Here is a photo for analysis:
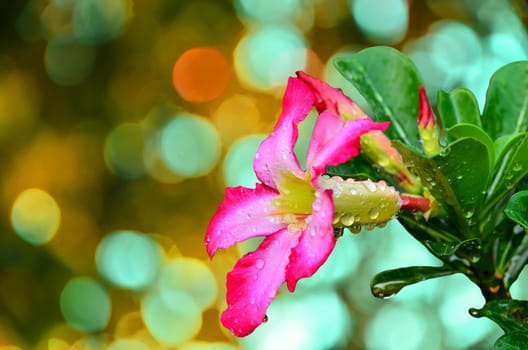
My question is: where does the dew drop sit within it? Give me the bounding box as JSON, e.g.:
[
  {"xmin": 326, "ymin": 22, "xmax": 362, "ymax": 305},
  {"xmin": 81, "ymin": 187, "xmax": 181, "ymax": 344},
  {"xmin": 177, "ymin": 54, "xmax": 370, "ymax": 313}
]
[
  {"xmin": 464, "ymin": 208, "xmax": 475, "ymax": 219},
  {"xmin": 255, "ymin": 258, "xmax": 265, "ymax": 270},
  {"xmin": 512, "ymin": 162, "xmax": 523, "ymax": 172},
  {"xmin": 456, "ymin": 174, "xmax": 463, "ymax": 180},
  {"xmin": 340, "ymin": 212, "xmax": 355, "ymax": 226},
  {"xmin": 332, "ymin": 213, "xmax": 342, "ymax": 225},
  {"xmin": 349, "ymin": 224, "xmax": 362, "ymax": 234},
  {"xmin": 365, "ymin": 180, "xmax": 377, "ymax": 192},
  {"xmin": 439, "ymin": 147, "xmax": 451, "ymax": 157},
  {"xmin": 368, "ymin": 208, "xmax": 379, "ymax": 220}
]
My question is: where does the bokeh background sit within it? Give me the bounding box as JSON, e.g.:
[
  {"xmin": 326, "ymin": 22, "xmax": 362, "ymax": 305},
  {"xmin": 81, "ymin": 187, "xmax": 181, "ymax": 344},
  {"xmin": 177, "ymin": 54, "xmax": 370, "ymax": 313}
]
[{"xmin": 2, "ymin": 0, "xmax": 528, "ymax": 349}]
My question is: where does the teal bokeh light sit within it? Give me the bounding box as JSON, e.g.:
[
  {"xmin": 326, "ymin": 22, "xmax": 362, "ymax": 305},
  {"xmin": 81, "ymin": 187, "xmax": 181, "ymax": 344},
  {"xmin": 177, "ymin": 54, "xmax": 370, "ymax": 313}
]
[
  {"xmin": 234, "ymin": 25, "xmax": 306, "ymax": 91},
  {"xmin": 72, "ymin": 0, "xmax": 127, "ymax": 45},
  {"xmin": 104, "ymin": 122, "xmax": 145, "ymax": 180},
  {"xmin": 159, "ymin": 114, "xmax": 221, "ymax": 178},
  {"xmin": 223, "ymin": 134, "xmax": 266, "ymax": 187},
  {"xmin": 241, "ymin": 289, "xmax": 352, "ymax": 349},
  {"xmin": 365, "ymin": 303, "xmax": 435, "ymax": 350},
  {"xmin": 430, "ymin": 21, "xmax": 482, "ymax": 77},
  {"xmin": 235, "ymin": 0, "xmax": 301, "ymax": 23},
  {"xmin": 96, "ymin": 230, "xmax": 162, "ymax": 290},
  {"xmin": 60, "ymin": 277, "xmax": 111, "ymax": 333},
  {"xmin": 351, "ymin": 0, "xmax": 408, "ymax": 44}
]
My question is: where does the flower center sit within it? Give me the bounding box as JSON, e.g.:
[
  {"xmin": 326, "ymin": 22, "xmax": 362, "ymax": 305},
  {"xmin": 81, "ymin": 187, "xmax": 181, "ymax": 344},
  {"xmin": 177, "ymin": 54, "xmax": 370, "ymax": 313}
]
[{"xmin": 271, "ymin": 174, "xmax": 315, "ymax": 228}]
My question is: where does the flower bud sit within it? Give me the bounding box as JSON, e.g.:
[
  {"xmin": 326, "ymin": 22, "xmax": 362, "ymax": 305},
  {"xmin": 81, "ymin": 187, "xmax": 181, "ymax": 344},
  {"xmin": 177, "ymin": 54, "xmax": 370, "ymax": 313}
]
[{"xmin": 418, "ymin": 86, "xmax": 441, "ymax": 156}]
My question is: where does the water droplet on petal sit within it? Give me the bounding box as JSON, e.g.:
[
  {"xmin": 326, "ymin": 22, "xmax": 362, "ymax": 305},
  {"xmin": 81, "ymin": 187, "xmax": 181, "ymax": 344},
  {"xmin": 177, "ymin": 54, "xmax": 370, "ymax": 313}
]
[
  {"xmin": 368, "ymin": 208, "xmax": 379, "ymax": 220},
  {"xmin": 256, "ymin": 258, "xmax": 265, "ymax": 270}
]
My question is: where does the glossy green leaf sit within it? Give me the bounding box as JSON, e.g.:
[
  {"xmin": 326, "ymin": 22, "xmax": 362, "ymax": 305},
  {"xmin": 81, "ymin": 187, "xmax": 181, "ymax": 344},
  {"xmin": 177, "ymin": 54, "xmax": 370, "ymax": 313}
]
[
  {"xmin": 470, "ymin": 299, "xmax": 528, "ymax": 333},
  {"xmin": 438, "ymin": 88, "xmax": 481, "ymax": 129},
  {"xmin": 447, "ymin": 123, "xmax": 495, "ymax": 167},
  {"xmin": 505, "ymin": 191, "xmax": 528, "ymax": 229},
  {"xmin": 482, "ymin": 61, "xmax": 528, "ymax": 140},
  {"xmin": 504, "ymin": 233, "xmax": 528, "ymax": 288},
  {"xmin": 494, "ymin": 331, "xmax": 528, "ymax": 350},
  {"xmin": 424, "ymin": 238, "xmax": 482, "ymax": 263},
  {"xmin": 326, "ymin": 154, "xmax": 383, "ymax": 181},
  {"xmin": 395, "ymin": 137, "xmax": 490, "ymax": 236},
  {"xmin": 371, "ymin": 266, "xmax": 454, "ymax": 299},
  {"xmin": 484, "ymin": 133, "xmax": 528, "ymax": 219},
  {"xmin": 334, "ymin": 46, "xmax": 423, "ymax": 148}
]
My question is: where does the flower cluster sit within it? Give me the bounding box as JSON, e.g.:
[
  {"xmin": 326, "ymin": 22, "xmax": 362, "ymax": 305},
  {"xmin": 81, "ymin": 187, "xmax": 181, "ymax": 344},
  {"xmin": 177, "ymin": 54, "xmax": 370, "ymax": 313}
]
[{"xmin": 205, "ymin": 73, "xmax": 428, "ymax": 336}]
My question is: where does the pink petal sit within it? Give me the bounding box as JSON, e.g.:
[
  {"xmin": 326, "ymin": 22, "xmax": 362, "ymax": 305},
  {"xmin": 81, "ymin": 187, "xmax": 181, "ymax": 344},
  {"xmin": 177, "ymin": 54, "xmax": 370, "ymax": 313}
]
[
  {"xmin": 308, "ymin": 115, "xmax": 390, "ymax": 177},
  {"xmin": 285, "ymin": 189, "xmax": 335, "ymax": 292},
  {"xmin": 205, "ymin": 184, "xmax": 285, "ymax": 257},
  {"xmin": 296, "ymin": 71, "xmax": 369, "ymax": 119},
  {"xmin": 254, "ymin": 77, "xmax": 315, "ymax": 188},
  {"xmin": 221, "ymin": 228, "xmax": 300, "ymax": 336},
  {"xmin": 306, "ymin": 109, "xmax": 344, "ymax": 168}
]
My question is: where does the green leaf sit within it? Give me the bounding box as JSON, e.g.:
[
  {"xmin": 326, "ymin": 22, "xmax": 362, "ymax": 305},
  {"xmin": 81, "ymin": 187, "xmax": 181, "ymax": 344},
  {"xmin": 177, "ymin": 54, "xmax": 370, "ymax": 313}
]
[
  {"xmin": 371, "ymin": 266, "xmax": 454, "ymax": 299},
  {"xmin": 470, "ymin": 299, "xmax": 528, "ymax": 333},
  {"xmin": 326, "ymin": 154, "xmax": 383, "ymax": 181},
  {"xmin": 334, "ymin": 46, "xmax": 423, "ymax": 148},
  {"xmin": 447, "ymin": 123, "xmax": 495, "ymax": 167},
  {"xmin": 395, "ymin": 137, "xmax": 491, "ymax": 236},
  {"xmin": 505, "ymin": 191, "xmax": 528, "ymax": 229},
  {"xmin": 424, "ymin": 238, "xmax": 482, "ymax": 263},
  {"xmin": 482, "ymin": 61, "xmax": 528, "ymax": 140},
  {"xmin": 484, "ymin": 133, "xmax": 528, "ymax": 218},
  {"xmin": 437, "ymin": 88, "xmax": 481, "ymax": 129},
  {"xmin": 504, "ymin": 233, "xmax": 528, "ymax": 288},
  {"xmin": 494, "ymin": 331, "xmax": 528, "ymax": 350}
]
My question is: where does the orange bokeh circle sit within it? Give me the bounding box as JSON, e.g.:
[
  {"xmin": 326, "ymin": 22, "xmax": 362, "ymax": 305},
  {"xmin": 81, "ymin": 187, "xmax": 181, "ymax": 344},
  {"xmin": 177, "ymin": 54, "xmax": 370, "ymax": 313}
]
[{"xmin": 172, "ymin": 47, "xmax": 232, "ymax": 103}]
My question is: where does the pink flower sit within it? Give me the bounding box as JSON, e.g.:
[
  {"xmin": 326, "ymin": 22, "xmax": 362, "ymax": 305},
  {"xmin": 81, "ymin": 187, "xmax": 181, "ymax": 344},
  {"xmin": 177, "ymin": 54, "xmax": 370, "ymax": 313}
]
[
  {"xmin": 205, "ymin": 76, "xmax": 389, "ymax": 336},
  {"xmin": 297, "ymin": 71, "xmax": 423, "ymax": 194}
]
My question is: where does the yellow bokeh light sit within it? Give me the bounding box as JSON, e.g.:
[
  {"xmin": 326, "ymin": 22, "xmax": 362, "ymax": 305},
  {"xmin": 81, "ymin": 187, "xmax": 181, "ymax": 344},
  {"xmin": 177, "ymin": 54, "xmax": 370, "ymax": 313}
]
[{"xmin": 10, "ymin": 188, "xmax": 61, "ymax": 245}]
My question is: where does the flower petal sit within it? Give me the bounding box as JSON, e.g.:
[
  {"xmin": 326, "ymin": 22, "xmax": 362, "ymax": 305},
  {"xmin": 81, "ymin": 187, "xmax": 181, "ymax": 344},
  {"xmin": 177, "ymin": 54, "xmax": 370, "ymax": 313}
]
[
  {"xmin": 285, "ymin": 189, "xmax": 335, "ymax": 292},
  {"xmin": 254, "ymin": 77, "xmax": 315, "ymax": 188},
  {"xmin": 205, "ymin": 184, "xmax": 284, "ymax": 257},
  {"xmin": 296, "ymin": 71, "xmax": 369, "ymax": 119},
  {"xmin": 308, "ymin": 114, "xmax": 390, "ymax": 177},
  {"xmin": 221, "ymin": 228, "xmax": 300, "ymax": 336}
]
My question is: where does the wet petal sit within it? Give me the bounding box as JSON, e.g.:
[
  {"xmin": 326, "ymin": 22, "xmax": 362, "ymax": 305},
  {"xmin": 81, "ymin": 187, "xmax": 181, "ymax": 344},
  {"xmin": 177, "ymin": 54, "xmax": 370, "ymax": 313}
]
[
  {"xmin": 308, "ymin": 115, "xmax": 390, "ymax": 177},
  {"xmin": 296, "ymin": 71, "xmax": 369, "ymax": 119},
  {"xmin": 254, "ymin": 77, "xmax": 314, "ymax": 188},
  {"xmin": 206, "ymin": 184, "xmax": 284, "ymax": 257},
  {"xmin": 285, "ymin": 189, "xmax": 335, "ymax": 292},
  {"xmin": 221, "ymin": 228, "xmax": 300, "ymax": 336}
]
